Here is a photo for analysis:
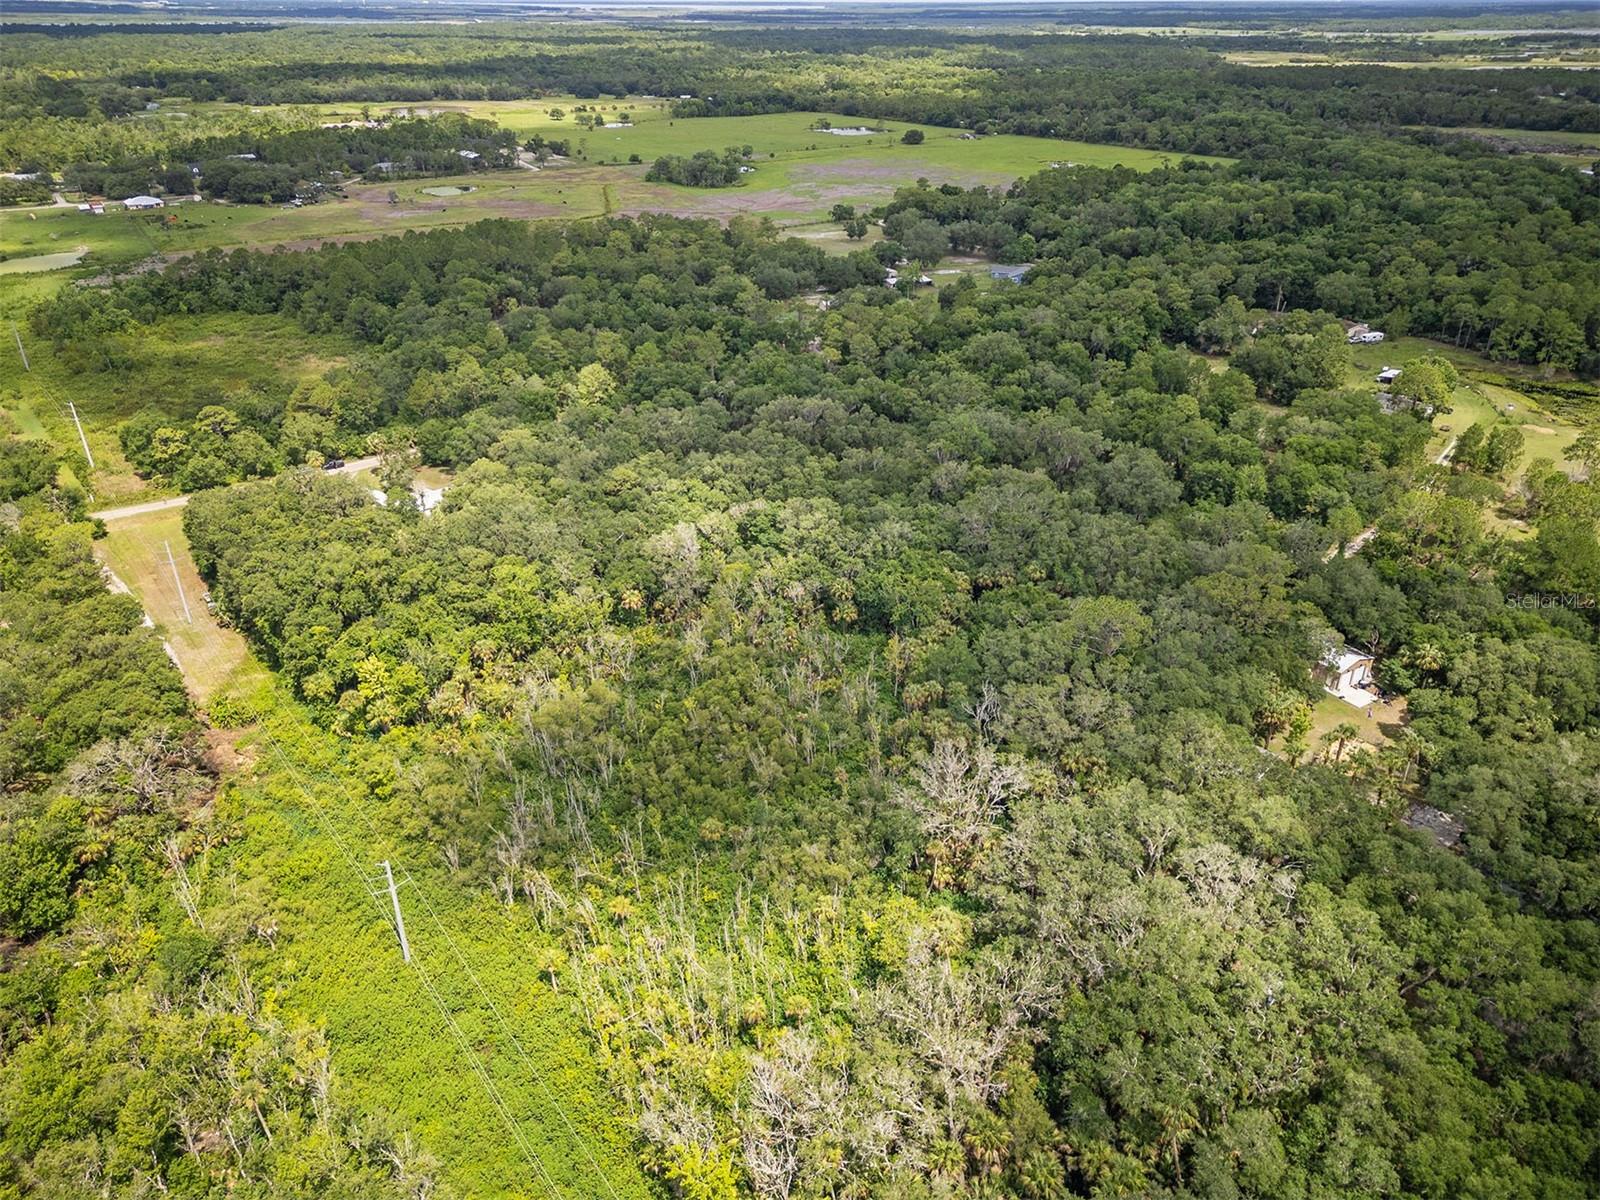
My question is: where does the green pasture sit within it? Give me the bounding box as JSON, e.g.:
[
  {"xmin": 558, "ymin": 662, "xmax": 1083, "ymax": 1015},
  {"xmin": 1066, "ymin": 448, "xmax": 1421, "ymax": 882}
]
[
  {"xmin": 0, "ymin": 103, "xmax": 1229, "ymax": 304},
  {"xmin": 1404, "ymin": 125, "xmax": 1600, "ymax": 168},
  {"xmin": 1222, "ymin": 49, "xmax": 1600, "ymax": 67},
  {"xmin": 1442, "ymin": 127, "xmax": 1600, "ymax": 147},
  {"xmin": 1345, "ymin": 333, "xmax": 1588, "ymax": 478},
  {"xmin": 0, "ymin": 311, "xmax": 352, "ymax": 504},
  {"xmin": 289, "ymin": 98, "xmax": 1231, "ymax": 174}
]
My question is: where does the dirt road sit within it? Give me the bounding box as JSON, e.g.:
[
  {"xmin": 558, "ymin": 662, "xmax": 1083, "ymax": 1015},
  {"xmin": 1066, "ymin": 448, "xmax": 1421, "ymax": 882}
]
[{"xmin": 91, "ymin": 455, "xmax": 380, "ymax": 522}]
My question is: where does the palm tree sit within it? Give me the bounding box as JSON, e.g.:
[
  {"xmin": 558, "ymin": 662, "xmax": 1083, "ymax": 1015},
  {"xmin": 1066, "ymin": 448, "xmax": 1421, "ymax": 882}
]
[
  {"xmin": 964, "ymin": 1110, "xmax": 1012, "ymax": 1176},
  {"xmin": 1327, "ymin": 721, "xmax": 1362, "ymax": 764},
  {"xmin": 1393, "ymin": 727, "xmax": 1432, "ymax": 785}
]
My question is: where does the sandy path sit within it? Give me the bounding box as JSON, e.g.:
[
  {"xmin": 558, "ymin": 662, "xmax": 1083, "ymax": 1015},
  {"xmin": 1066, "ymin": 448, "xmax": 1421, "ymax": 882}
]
[{"xmin": 92, "ymin": 455, "xmax": 380, "ymax": 522}]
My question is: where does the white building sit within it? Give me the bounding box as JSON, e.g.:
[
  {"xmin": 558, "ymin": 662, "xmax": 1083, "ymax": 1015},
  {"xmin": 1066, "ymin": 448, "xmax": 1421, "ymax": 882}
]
[
  {"xmin": 1320, "ymin": 645, "xmax": 1379, "ymax": 708},
  {"xmin": 123, "ymin": 195, "xmax": 164, "ymax": 209}
]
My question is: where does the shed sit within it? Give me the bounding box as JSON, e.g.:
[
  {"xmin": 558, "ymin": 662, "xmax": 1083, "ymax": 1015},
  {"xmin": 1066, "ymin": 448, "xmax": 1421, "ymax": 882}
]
[
  {"xmin": 123, "ymin": 195, "xmax": 164, "ymax": 209},
  {"xmin": 1319, "ymin": 645, "xmax": 1379, "ymax": 707}
]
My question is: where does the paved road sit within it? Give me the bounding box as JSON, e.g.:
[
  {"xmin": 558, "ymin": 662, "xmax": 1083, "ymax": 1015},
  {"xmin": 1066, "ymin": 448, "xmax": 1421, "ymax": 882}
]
[{"xmin": 91, "ymin": 455, "xmax": 381, "ymax": 522}]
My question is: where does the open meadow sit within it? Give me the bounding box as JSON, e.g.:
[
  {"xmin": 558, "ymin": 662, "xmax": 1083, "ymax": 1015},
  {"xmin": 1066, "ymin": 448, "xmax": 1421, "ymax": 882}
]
[
  {"xmin": 1345, "ymin": 333, "xmax": 1590, "ymax": 480},
  {"xmin": 1, "ymin": 101, "xmax": 1228, "ymax": 311},
  {"xmin": 0, "ymin": 312, "xmax": 353, "ymax": 506},
  {"xmin": 84, "ymin": 503, "xmax": 650, "ymax": 1199}
]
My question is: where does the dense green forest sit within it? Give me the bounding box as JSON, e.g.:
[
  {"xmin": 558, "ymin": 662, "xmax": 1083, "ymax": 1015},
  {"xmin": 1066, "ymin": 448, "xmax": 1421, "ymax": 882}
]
[{"xmin": 3, "ymin": 8, "xmax": 1600, "ymax": 1200}]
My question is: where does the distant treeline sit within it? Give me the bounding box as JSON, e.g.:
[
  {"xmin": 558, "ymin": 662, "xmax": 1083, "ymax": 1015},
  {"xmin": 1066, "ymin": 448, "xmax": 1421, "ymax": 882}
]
[
  {"xmin": 4, "ymin": 24, "xmax": 1598, "ymax": 165},
  {"xmin": 0, "ymin": 21, "xmax": 283, "ymax": 36}
]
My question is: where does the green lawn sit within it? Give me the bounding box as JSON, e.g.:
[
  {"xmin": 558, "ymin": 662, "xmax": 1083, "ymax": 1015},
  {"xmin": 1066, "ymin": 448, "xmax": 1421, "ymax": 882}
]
[{"xmin": 1345, "ymin": 333, "xmax": 1588, "ymax": 480}]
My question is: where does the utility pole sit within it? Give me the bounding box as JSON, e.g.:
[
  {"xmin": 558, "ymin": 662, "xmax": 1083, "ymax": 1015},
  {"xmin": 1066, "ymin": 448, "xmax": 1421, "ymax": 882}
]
[
  {"xmin": 164, "ymin": 540, "xmax": 192, "ymax": 624},
  {"xmin": 380, "ymin": 861, "xmax": 411, "ymax": 962},
  {"xmin": 11, "ymin": 323, "xmax": 28, "ymax": 371},
  {"xmin": 68, "ymin": 401, "xmax": 94, "ymax": 470}
]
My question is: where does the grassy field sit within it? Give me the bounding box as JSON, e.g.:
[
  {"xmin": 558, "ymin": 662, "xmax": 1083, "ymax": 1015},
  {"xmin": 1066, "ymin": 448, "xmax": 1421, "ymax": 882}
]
[
  {"xmin": 1221, "ymin": 49, "xmax": 1600, "ymax": 68},
  {"xmin": 1403, "ymin": 125, "xmax": 1600, "ymax": 168},
  {"xmin": 96, "ymin": 506, "xmax": 261, "ymax": 702},
  {"xmin": 1, "ymin": 102, "xmax": 1229, "ymax": 309},
  {"xmin": 1303, "ymin": 691, "xmax": 1405, "ymax": 758},
  {"xmin": 0, "ymin": 311, "xmax": 353, "ymax": 505},
  {"xmin": 1345, "ymin": 333, "xmax": 1589, "ymax": 481}
]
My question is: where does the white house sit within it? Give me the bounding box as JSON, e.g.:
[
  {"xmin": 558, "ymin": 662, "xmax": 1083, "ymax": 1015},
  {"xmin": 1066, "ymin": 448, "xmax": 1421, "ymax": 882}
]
[
  {"xmin": 122, "ymin": 195, "xmax": 164, "ymax": 209},
  {"xmin": 1320, "ymin": 645, "xmax": 1379, "ymax": 708}
]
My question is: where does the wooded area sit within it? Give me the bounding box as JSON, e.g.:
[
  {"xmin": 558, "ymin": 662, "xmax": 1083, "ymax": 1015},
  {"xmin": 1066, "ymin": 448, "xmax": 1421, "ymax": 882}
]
[{"xmin": 2, "ymin": 7, "xmax": 1599, "ymax": 1200}]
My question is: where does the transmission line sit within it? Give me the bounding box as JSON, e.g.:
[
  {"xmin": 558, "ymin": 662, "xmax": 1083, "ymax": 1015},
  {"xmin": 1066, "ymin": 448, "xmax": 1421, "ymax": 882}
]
[{"xmin": 253, "ymin": 724, "xmax": 570, "ymax": 1200}]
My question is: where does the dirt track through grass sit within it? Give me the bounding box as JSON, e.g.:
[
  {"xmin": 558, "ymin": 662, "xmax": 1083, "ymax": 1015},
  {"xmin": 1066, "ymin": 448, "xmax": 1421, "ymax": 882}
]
[{"xmin": 95, "ymin": 507, "xmax": 260, "ymax": 704}]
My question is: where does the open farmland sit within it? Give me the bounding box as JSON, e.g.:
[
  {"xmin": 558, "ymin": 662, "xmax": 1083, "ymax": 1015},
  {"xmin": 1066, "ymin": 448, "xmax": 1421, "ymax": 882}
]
[{"xmin": 1, "ymin": 103, "xmax": 1228, "ymax": 308}]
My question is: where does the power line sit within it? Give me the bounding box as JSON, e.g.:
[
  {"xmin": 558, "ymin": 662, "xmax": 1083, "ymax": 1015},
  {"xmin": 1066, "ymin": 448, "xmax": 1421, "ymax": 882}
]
[
  {"xmin": 396, "ymin": 861, "xmax": 626, "ymax": 1200},
  {"xmin": 380, "ymin": 860, "xmax": 412, "ymax": 962},
  {"xmin": 251, "ymin": 723, "xmax": 569, "ymax": 1200},
  {"xmin": 264, "ymin": 730, "xmax": 622, "ymax": 1200},
  {"xmin": 68, "ymin": 401, "xmax": 95, "ymax": 469},
  {"xmin": 164, "ymin": 540, "xmax": 193, "ymax": 623}
]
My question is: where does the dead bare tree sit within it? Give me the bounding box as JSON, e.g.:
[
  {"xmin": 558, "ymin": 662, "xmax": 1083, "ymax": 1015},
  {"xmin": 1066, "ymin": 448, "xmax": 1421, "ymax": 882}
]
[{"xmin": 893, "ymin": 738, "xmax": 1026, "ymax": 888}]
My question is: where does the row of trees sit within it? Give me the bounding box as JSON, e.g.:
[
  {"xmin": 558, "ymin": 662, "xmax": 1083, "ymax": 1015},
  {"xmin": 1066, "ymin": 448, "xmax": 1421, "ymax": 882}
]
[{"xmin": 58, "ymin": 114, "xmax": 516, "ymax": 203}]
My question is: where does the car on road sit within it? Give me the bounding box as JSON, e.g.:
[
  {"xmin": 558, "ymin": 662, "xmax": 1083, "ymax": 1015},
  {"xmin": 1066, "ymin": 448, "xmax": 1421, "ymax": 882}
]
[{"xmin": 322, "ymin": 458, "xmax": 346, "ymax": 470}]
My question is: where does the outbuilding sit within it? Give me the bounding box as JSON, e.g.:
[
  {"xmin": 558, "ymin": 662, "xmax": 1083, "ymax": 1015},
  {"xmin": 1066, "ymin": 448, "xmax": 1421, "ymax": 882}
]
[
  {"xmin": 1319, "ymin": 645, "xmax": 1379, "ymax": 708},
  {"xmin": 123, "ymin": 195, "xmax": 164, "ymax": 209}
]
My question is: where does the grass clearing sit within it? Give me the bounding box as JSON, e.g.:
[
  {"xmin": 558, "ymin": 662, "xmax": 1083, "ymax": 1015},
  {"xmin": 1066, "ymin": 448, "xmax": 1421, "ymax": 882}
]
[
  {"xmin": 0, "ymin": 104, "xmax": 1228, "ymax": 299},
  {"xmin": 89, "ymin": 510, "xmax": 650, "ymax": 1198},
  {"xmin": 227, "ymin": 712, "xmax": 654, "ymax": 1200},
  {"xmin": 1344, "ymin": 333, "xmax": 1589, "ymax": 479},
  {"xmin": 95, "ymin": 507, "xmax": 261, "ymax": 703},
  {"xmin": 1304, "ymin": 691, "xmax": 1406, "ymax": 759},
  {"xmin": 1, "ymin": 311, "xmax": 353, "ymax": 505},
  {"xmin": 1404, "ymin": 125, "xmax": 1600, "ymax": 168},
  {"xmin": 1222, "ymin": 49, "xmax": 1600, "ymax": 68}
]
